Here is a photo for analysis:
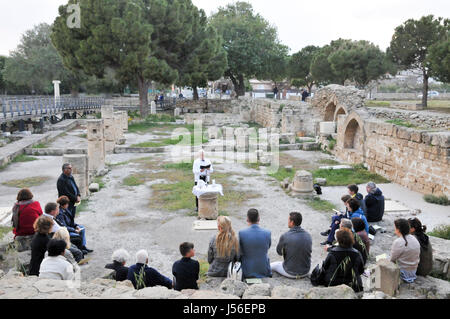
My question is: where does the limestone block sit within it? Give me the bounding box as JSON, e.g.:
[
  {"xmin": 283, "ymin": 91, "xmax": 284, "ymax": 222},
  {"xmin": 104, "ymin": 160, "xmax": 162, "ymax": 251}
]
[
  {"xmin": 174, "ymin": 108, "xmax": 181, "ymax": 117},
  {"xmin": 121, "ymin": 111, "xmax": 128, "ymax": 132},
  {"xmin": 207, "ymin": 126, "xmax": 221, "ymax": 139},
  {"xmin": 198, "ymin": 193, "xmax": 219, "ymax": 220},
  {"xmin": 87, "ymin": 120, "xmax": 105, "ymax": 173},
  {"xmin": 304, "ymin": 285, "xmax": 357, "ymax": 299},
  {"xmin": 271, "ymin": 286, "xmax": 304, "ymax": 299},
  {"xmin": 220, "ymin": 279, "xmax": 248, "ymax": 298},
  {"xmin": 242, "ymin": 284, "xmax": 271, "ymax": 298},
  {"xmin": 150, "ymin": 101, "xmax": 157, "ymax": 115},
  {"xmin": 320, "ymin": 121, "xmax": 336, "ymax": 135},
  {"xmin": 89, "ymin": 183, "xmax": 100, "ymax": 193},
  {"xmin": 63, "ymin": 154, "xmax": 88, "ymax": 198},
  {"xmin": 291, "ymin": 170, "xmax": 314, "ymax": 195},
  {"xmin": 374, "ymin": 259, "xmax": 400, "ymax": 297}
]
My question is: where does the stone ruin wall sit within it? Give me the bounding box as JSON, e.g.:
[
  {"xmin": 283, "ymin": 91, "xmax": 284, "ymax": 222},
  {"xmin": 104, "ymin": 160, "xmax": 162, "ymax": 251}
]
[{"xmin": 311, "ymin": 85, "xmax": 450, "ymax": 197}]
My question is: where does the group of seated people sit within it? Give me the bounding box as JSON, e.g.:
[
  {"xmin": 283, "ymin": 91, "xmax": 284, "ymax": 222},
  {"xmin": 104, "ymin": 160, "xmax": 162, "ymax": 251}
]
[
  {"xmin": 11, "ymin": 188, "xmax": 93, "ymax": 278},
  {"xmin": 102, "ymin": 193, "xmax": 433, "ymax": 293}
]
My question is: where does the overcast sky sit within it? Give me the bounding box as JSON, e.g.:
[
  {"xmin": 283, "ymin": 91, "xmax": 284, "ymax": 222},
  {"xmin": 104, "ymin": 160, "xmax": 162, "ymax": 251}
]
[{"xmin": 0, "ymin": 0, "xmax": 449, "ymax": 56}]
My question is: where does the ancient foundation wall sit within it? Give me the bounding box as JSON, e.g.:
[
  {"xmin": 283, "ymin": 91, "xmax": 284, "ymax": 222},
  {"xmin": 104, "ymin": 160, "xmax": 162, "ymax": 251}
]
[{"xmin": 335, "ymin": 111, "xmax": 450, "ymax": 196}]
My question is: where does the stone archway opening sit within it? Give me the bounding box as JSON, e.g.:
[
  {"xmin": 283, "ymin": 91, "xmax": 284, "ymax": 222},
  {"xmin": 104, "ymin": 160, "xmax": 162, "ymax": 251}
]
[
  {"xmin": 335, "ymin": 107, "xmax": 346, "ymax": 121},
  {"xmin": 324, "ymin": 102, "xmax": 336, "ymax": 121},
  {"xmin": 344, "ymin": 119, "xmax": 362, "ymax": 149}
]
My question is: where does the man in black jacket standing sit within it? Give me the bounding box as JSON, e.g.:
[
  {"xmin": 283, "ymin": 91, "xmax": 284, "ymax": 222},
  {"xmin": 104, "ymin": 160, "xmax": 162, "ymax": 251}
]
[{"xmin": 57, "ymin": 163, "xmax": 81, "ymax": 218}]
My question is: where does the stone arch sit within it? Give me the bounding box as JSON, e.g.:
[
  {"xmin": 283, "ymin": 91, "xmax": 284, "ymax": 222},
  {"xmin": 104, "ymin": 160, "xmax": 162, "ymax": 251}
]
[
  {"xmin": 334, "ymin": 106, "xmax": 347, "ymax": 121},
  {"xmin": 324, "ymin": 102, "xmax": 336, "ymax": 121},
  {"xmin": 344, "ymin": 119, "xmax": 361, "ymax": 149},
  {"xmin": 340, "ymin": 111, "xmax": 365, "ymax": 153}
]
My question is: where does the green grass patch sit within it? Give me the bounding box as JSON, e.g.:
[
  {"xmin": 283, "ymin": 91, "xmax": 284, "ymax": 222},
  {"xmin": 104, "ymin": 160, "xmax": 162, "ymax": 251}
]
[
  {"xmin": 428, "ymin": 225, "xmax": 450, "ymax": 240},
  {"xmin": 198, "ymin": 259, "xmax": 210, "ymax": 283},
  {"xmin": 386, "ymin": 119, "xmax": 416, "ymax": 128},
  {"xmin": 423, "ymin": 194, "xmax": 450, "ymax": 206},
  {"xmin": 0, "ymin": 226, "xmax": 12, "ymax": 241},
  {"xmin": 312, "ymin": 164, "xmax": 390, "ymax": 186},
  {"xmin": 306, "ymin": 198, "xmax": 337, "ymax": 212},
  {"xmin": 318, "ymin": 159, "xmax": 340, "ymax": 165},
  {"xmin": 32, "ymin": 143, "xmax": 49, "ymax": 149},
  {"xmin": 2, "ymin": 176, "xmax": 50, "ymax": 188},
  {"xmin": 123, "ymin": 174, "xmax": 147, "ymax": 187},
  {"xmin": 75, "ymin": 199, "xmax": 90, "ymax": 215},
  {"xmin": 12, "ymin": 154, "xmax": 38, "ymax": 163},
  {"xmin": 366, "ymin": 101, "xmax": 391, "ymax": 107},
  {"xmin": 268, "ymin": 167, "xmax": 295, "ymax": 182},
  {"xmin": 93, "ymin": 176, "xmax": 106, "ymax": 190},
  {"xmin": 163, "ymin": 162, "xmax": 193, "ymax": 171},
  {"xmin": 151, "ymin": 179, "xmax": 194, "ymax": 211}
]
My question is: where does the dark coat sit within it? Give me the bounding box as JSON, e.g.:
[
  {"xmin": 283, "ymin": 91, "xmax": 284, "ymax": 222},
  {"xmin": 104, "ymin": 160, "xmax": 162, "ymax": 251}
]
[
  {"xmin": 106, "ymin": 261, "xmax": 129, "ymax": 282},
  {"xmin": 322, "ymin": 247, "xmax": 364, "ymax": 292},
  {"xmin": 172, "ymin": 257, "xmax": 200, "ymax": 291},
  {"xmin": 365, "ymin": 188, "xmax": 385, "ymax": 222},
  {"xmin": 57, "ymin": 173, "xmax": 80, "ymax": 204},
  {"xmin": 29, "ymin": 233, "xmax": 50, "ymax": 276},
  {"xmin": 355, "ymin": 193, "xmax": 367, "ymax": 215},
  {"xmin": 415, "ymin": 234, "xmax": 433, "ymax": 277},
  {"xmin": 276, "ymin": 226, "xmax": 312, "ymax": 276},
  {"xmin": 56, "ymin": 208, "xmax": 78, "ymax": 233},
  {"xmin": 127, "ymin": 263, "xmax": 172, "ymax": 290}
]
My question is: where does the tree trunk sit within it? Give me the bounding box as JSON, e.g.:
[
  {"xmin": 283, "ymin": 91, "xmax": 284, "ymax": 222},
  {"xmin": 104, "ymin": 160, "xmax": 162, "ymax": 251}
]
[
  {"xmin": 193, "ymin": 86, "xmax": 199, "ymax": 100},
  {"xmin": 236, "ymin": 74, "xmax": 246, "ymax": 97},
  {"xmin": 137, "ymin": 76, "xmax": 149, "ymax": 117},
  {"xmin": 422, "ymin": 69, "xmax": 429, "ymax": 108}
]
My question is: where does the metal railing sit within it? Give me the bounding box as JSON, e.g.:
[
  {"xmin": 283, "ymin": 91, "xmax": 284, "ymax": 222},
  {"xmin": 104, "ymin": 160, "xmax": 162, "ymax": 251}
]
[{"xmin": 1, "ymin": 97, "xmax": 104, "ymax": 121}]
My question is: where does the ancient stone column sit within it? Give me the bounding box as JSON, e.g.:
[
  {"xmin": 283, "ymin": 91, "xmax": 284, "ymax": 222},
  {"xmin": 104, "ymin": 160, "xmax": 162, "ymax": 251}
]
[
  {"xmin": 291, "ymin": 170, "xmax": 314, "ymax": 195},
  {"xmin": 87, "ymin": 119, "xmax": 105, "ymax": 175},
  {"xmin": 114, "ymin": 112, "xmax": 125, "ymax": 144},
  {"xmin": 174, "ymin": 107, "xmax": 181, "ymax": 117},
  {"xmin": 198, "ymin": 193, "xmax": 219, "ymax": 220},
  {"xmin": 101, "ymin": 105, "xmax": 115, "ymax": 154},
  {"xmin": 63, "ymin": 154, "xmax": 88, "ymax": 198},
  {"xmin": 150, "ymin": 101, "xmax": 157, "ymax": 115},
  {"xmin": 120, "ymin": 111, "xmax": 128, "ymax": 132}
]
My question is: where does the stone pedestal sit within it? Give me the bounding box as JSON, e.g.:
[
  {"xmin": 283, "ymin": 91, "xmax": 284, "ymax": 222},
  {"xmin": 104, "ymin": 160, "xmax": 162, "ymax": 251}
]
[
  {"xmin": 290, "ymin": 170, "xmax": 314, "ymax": 195},
  {"xmin": 101, "ymin": 106, "xmax": 115, "ymax": 154},
  {"xmin": 174, "ymin": 108, "xmax": 181, "ymax": 117},
  {"xmin": 63, "ymin": 154, "xmax": 88, "ymax": 198},
  {"xmin": 320, "ymin": 121, "xmax": 336, "ymax": 135},
  {"xmin": 120, "ymin": 111, "xmax": 128, "ymax": 132},
  {"xmin": 374, "ymin": 259, "xmax": 400, "ymax": 297},
  {"xmin": 114, "ymin": 112, "xmax": 124, "ymax": 144},
  {"xmin": 87, "ymin": 119, "xmax": 105, "ymax": 174},
  {"xmin": 150, "ymin": 101, "xmax": 157, "ymax": 115},
  {"xmin": 198, "ymin": 193, "xmax": 219, "ymax": 220}
]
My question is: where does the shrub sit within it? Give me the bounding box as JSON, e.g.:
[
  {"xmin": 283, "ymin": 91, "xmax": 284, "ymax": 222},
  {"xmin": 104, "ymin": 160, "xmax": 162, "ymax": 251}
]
[
  {"xmin": 428, "ymin": 225, "xmax": 450, "ymax": 240},
  {"xmin": 423, "ymin": 194, "xmax": 450, "ymax": 206}
]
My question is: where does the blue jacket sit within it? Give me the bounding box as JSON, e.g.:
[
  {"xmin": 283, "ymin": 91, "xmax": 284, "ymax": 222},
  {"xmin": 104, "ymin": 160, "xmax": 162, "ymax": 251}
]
[
  {"xmin": 349, "ymin": 208, "xmax": 369, "ymax": 234},
  {"xmin": 127, "ymin": 263, "xmax": 172, "ymax": 290},
  {"xmin": 239, "ymin": 224, "xmax": 272, "ymax": 279},
  {"xmin": 55, "ymin": 208, "xmax": 79, "ymax": 234}
]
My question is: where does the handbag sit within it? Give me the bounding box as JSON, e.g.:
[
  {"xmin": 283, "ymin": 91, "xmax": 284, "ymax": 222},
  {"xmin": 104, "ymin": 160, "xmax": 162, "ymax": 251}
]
[
  {"xmin": 227, "ymin": 261, "xmax": 243, "ymax": 281},
  {"xmin": 310, "ymin": 264, "xmax": 324, "ymax": 286}
]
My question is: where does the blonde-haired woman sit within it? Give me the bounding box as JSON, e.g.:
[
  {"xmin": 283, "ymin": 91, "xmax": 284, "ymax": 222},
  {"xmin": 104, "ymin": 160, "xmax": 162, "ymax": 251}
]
[
  {"xmin": 47, "ymin": 227, "xmax": 80, "ymax": 276},
  {"xmin": 207, "ymin": 216, "xmax": 240, "ymax": 277}
]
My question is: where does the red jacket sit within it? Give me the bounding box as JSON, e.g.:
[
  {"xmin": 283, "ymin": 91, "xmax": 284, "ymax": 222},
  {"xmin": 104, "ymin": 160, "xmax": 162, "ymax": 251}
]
[{"xmin": 13, "ymin": 201, "xmax": 43, "ymax": 237}]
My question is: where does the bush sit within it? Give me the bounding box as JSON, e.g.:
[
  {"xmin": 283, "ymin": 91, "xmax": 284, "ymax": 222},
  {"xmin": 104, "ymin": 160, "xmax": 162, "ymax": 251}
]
[
  {"xmin": 428, "ymin": 225, "xmax": 450, "ymax": 240},
  {"xmin": 423, "ymin": 194, "xmax": 450, "ymax": 206}
]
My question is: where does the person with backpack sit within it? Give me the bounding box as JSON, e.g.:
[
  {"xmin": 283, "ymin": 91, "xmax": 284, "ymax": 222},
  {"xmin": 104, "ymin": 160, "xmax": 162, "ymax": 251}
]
[
  {"xmin": 314, "ymin": 228, "xmax": 365, "ymax": 292},
  {"xmin": 271, "ymin": 212, "xmax": 312, "ymax": 278},
  {"xmin": 207, "ymin": 216, "xmax": 239, "ymax": 277},
  {"xmin": 391, "ymin": 219, "xmax": 420, "ymax": 283},
  {"xmin": 12, "ymin": 188, "xmax": 43, "ymax": 238}
]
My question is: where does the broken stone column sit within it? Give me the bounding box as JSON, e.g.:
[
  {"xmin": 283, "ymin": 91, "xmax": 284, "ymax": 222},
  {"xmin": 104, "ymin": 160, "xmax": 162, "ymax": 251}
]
[
  {"xmin": 120, "ymin": 111, "xmax": 128, "ymax": 132},
  {"xmin": 114, "ymin": 112, "xmax": 125, "ymax": 145},
  {"xmin": 174, "ymin": 107, "xmax": 181, "ymax": 117},
  {"xmin": 150, "ymin": 101, "xmax": 157, "ymax": 115},
  {"xmin": 63, "ymin": 154, "xmax": 88, "ymax": 198},
  {"xmin": 290, "ymin": 170, "xmax": 314, "ymax": 195},
  {"xmin": 101, "ymin": 105, "xmax": 115, "ymax": 154},
  {"xmin": 198, "ymin": 193, "xmax": 219, "ymax": 220},
  {"xmin": 87, "ymin": 119, "xmax": 105, "ymax": 175},
  {"xmin": 374, "ymin": 259, "xmax": 400, "ymax": 297}
]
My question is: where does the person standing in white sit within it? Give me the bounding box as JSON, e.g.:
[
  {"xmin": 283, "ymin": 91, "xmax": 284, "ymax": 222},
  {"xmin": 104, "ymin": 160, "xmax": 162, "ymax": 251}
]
[{"xmin": 192, "ymin": 150, "xmax": 214, "ymax": 211}]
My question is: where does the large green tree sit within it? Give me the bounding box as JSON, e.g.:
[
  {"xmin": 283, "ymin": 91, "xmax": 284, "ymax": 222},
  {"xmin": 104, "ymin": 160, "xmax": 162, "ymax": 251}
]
[
  {"xmin": 176, "ymin": 10, "xmax": 227, "ymax": 100},
  {"xmin": 210, "ymin": 2, "xmax": 287, "ymax": 97},
  {"xmin": 52, "ymin": 0, "xmax": 210, "ymax": 115},
  {"xmin": 389, "ymin": 15, "xmax": 449, "ymax": 107},
  {"xmin": 427, "ymin": 39, "xmax": 450, "ymax": 83},
  {"xmin": 3, "ymin": 23, "xmax": 81, "ymax": 95},
  {"xmin": 0, "ymin": 56, "xmax": 6, "ymax": 94},
  {"xmin": 288, "ymin": 45, "xmax": 320, "ymax": 93}
]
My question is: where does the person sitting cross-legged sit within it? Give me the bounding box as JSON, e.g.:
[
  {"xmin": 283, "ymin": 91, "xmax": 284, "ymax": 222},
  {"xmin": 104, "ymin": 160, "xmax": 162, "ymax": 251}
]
[
  {"xmin": 39, "ymin": 239, "xmax": 75, "ymax": 281},
  {"xmin": 127, "ymin": 250, "xmax": 173, "ymax": 290},
  {"xmin": 56, "ymin": 196, "xmax": 93, "ymax": 255},
  {"xmin": 271, "ymin": 212, "xmax": 312, "ymax": 279},
  {"xmin": 172, "ymin": 242, "xmax": 200, "ymax": 291},
  {"xmin": 105, "ymin": 249, "xmax": 130, "ymax": 282}
]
